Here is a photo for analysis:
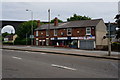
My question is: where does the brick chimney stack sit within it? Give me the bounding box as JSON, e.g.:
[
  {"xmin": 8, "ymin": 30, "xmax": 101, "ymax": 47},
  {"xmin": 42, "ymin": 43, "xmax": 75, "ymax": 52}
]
[
  {"xmin": 54, "ymin": 17, "xmax": 58, "ymax": 26},
  {"xmin": 37, "ymin": 20, "xmax": 41, "ymax": 27}
]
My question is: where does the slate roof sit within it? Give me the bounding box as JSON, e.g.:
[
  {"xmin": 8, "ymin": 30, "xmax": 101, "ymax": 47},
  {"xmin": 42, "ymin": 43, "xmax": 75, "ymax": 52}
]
[
  {"xmin": 4, "ymin": 35, "xmax": 14, "ymax": 38},
  {"xmin": 35, "ymin": 19, "xmax": 103, "ymax": 30}
]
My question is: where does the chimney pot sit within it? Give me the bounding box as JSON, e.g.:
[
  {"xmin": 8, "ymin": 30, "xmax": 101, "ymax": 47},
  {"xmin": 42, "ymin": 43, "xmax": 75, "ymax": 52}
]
[
  {"xmin": 54, "ymin": 17, "xmax": 58, "ymax": 26},
  {"xmin": 37, "ymin": 20, "xmax": 41, "ymax": 27}
]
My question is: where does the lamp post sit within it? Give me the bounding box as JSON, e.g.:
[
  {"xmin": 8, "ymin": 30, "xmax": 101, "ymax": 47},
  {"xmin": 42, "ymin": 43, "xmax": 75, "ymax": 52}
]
[{"xmin": 26, "ymin": 9, "xmax": 33, "ymax": 45}]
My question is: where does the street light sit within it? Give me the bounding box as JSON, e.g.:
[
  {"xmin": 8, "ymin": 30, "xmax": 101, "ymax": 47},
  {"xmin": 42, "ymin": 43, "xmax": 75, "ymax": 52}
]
[{"xmin": 26, "ymin": 9, "xmax": 33, "ymax": 45}]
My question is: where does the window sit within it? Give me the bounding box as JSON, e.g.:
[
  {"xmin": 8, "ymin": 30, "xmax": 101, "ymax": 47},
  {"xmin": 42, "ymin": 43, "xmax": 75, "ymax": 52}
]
[
  {"xmin": 86, "ymin": 27, "xmax": 91, "ymax": 35},
  {"xmin": 36, "ymin": 31, "xmax": 38, "ymax": 36},
  {"xmin": 54, "ymin": 29, "xmax": 57, "ymax": 36},
  {"xmin": 67, "ymin": 28, "xmax": 72, "ymax": 36},
  {"xmin": 36, "ymin": 40, "xmax": 39, "ymax": 45},
  {"xmin": 46, "ymin": 30, "xmax": 49, "ymax": 36}
]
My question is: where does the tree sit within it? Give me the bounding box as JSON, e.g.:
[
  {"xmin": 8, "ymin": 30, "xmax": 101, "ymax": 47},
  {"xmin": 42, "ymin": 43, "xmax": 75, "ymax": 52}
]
[
  {"xmin": 115, "ymin": 14, "xmax": 120, "ymax": 39},
  {"xmin": 67, "ymin": 14, "xmax": 91, "ymax": 21},
  {"xmin": 51, "ymin": 18, "xmax": 63, "ymax": 23},
  {"xmin": 2, "ymin": 32, "xmax": 10, "ymax": 37},
  {"xmin": 16, "ymin": 20, "xmax": 38, "ymax": 39}
]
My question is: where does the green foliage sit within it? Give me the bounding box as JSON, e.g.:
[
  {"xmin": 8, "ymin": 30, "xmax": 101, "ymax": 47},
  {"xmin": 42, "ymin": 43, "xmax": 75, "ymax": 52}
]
[
  {"xmin": 2, "ymin": 32, "xmax": 10, "ymax": 37},
  {"xmin": 16, "ymin": 20, "xmax": 37, "ymax": 39},
  {"xmin": 3, "ymin": 42, "xmax": 13, "ymax": 45},
  {"xmin": 51, "ymin": 18, "xmax": 63, "ymax": 23},
  {"xmin": 116, "ymin": 30, "xmax": 120, "ymax": 39},
  {"xmin": 115, "ymin": 14, "xmax": 120, "ymax": 39},
  {"xmin": 67, "ymin": 14, "xmax": 91, "ymax": 21},
  {"xmin": 14, "ymin": 37, "xmax": 31, "ymax": 45},
  {"xmin": 111, "ymin": 42, "xmax": 120, "ymax": 52}
]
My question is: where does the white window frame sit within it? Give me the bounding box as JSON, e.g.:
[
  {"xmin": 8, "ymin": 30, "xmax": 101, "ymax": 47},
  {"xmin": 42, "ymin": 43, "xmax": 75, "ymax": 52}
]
[
  {"xmin": 67, "ymin": 28, "xmax": 72, "ymax": 36},
  {"xmin": 86, "ymin": 27, "xmax": 91, "ymax": 35},
  {"xmin": 36, "ymin": 31, "xmax": 38, "ymax": 36},
  {"xmin": 54, "ymin": 29, "xmax": 57, "ymax": 36}
]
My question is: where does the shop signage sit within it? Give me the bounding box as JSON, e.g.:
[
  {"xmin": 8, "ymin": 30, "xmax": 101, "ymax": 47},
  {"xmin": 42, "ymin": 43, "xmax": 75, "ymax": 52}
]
[
  {"xmin": 71, "ymin": 37, "xmax": 78, "ymax": 39},
  {"xmin": 58, "ymin": 37, "xmax": 67, "ymax": 40}
]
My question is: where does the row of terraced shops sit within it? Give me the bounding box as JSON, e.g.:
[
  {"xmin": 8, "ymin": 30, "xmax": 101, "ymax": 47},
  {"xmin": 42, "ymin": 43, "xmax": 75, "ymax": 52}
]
[{"xmin": 34, "ymin": 18, "xmax": 108, "ymax": 50}]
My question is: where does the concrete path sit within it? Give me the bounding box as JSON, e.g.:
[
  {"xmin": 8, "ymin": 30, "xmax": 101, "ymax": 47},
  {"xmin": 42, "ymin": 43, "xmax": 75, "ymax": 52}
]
[{"xmin": 2, "ymin": 45, "xmax": 120, "ymax": 60}]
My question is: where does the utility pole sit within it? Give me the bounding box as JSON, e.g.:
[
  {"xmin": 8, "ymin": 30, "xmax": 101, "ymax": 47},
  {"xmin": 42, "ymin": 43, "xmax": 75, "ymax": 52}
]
[
  {"xmin": 26, "ymin": 9, "xmax": 33, "ymax": 46},
  {"xmin": 108, "ymin": 22, "xmax": 111, "ymax": 56},
  {"xmin": 47, "ymin": 9, "xmax": 50, "ymax": 46}
]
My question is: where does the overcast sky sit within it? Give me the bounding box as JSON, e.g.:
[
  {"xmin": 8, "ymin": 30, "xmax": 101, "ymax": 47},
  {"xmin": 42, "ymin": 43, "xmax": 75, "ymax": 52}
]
[
  {"xmin": 1, "ymin": 2, "xmax": 118, "ymax": 22},
  {"xmin": 0, "ymin": 0, "xmax": 119, "ymax": 33}
]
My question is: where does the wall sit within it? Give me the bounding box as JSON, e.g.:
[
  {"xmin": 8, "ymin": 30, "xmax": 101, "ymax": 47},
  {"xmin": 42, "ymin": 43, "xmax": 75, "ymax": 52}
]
[{"xmin": 96, "ymin": 20, "xmax": 108, "ymax": 49}]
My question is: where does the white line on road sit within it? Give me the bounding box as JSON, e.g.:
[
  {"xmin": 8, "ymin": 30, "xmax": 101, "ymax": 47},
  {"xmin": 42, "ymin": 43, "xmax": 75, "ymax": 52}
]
[
  {"xmin": 110, "ymin": 62, "xmax": 118, "ymax": 70},
  {"xmin": 25, "ymin": 51, "xmax": 29, "ymax": 52},
  {"xmin": 51, "ymin": 64, "xmax": 76, "ymax": 71},
  {"xmin": 10, "ymin": 50, "xmax": 15, "ymax": 51},
  {"xmin": 40, "ymin": 53, "xmax": 47, "ymax": 54},
  {"xmin": 12, "ymin": 56, "xmax": 22, "ymax": 60}
]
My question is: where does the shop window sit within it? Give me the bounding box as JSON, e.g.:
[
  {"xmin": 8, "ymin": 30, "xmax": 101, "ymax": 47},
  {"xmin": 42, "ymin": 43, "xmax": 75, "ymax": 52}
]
[
  {"xmin": 36, "ymin": 31, "xmax": 38, "ymax": 36},
  {"xmin": 86, "ymin": 27, "xmax": 91, "ymax": 35},
  {"xmin": 36, "ymin": 40, "xmax": 38, "ymax": 46},
  {"xmin": 54, "ymin": 29, "xmax": 57, "ymax": 36},
  {"xmin": 67, "ymin": 28, "xmax": 72, "ymax": 36}
]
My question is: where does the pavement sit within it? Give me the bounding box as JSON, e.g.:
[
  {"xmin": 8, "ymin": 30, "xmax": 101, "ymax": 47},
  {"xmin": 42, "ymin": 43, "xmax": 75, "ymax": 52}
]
[{"xmin": 2, "ymin": 45, "xmax": 120, "ymax": 60}]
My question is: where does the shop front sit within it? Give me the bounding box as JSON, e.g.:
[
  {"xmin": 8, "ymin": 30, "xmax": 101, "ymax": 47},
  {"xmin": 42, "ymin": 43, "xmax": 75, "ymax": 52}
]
[
  {"xmin": 50, "ymin": 36, "xmax": 95, "ymax": 49},
  {"xmin": 50, "ymin": 37, "xmax": 78, "ymax": 48}
]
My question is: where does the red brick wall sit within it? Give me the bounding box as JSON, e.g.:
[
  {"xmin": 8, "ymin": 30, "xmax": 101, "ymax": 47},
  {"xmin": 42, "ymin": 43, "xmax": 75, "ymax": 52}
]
[{"xmin": 34, "ymin": 27, "xmax": 95, "ymax": 45}]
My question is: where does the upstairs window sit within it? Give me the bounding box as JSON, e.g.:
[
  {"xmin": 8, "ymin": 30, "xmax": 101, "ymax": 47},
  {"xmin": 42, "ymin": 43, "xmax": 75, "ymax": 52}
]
[
  {"xmin": 36, "ymin": 31, "xmax": 38, "ymax": 36},
  {"xmin": 67, "ymin": 28, "xmax": 72, "ymax": 36},
  {"xmin": 86, "ymin": 27, "xmax": 91, "ymax": 35},
  {"xmin": 54, "ymin": 29, "xmax": 57, "ymax": 36}
]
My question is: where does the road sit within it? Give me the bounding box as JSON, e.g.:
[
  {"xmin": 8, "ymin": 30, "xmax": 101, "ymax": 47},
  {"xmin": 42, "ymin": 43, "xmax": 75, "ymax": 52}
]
[{"xmin": 2, "ymin": 49, "xmax": 119, "ymax": 78}]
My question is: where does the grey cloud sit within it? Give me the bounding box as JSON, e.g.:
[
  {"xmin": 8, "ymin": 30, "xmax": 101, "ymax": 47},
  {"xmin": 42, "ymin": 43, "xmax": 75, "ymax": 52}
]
[{"xmin": 2, "ymin": 2, "xmax": 118, "ymax": 22}]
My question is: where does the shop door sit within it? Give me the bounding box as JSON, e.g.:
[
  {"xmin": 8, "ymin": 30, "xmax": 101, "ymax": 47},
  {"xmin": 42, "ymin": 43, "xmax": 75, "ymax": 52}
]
[{"xmin": 80, "ymin": 40, "xmax": 94, "ymax": 49}]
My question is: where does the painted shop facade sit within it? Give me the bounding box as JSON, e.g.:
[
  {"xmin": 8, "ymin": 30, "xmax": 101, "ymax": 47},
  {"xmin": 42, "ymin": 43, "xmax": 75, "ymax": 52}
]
[{"xmin": 34, "ymin": 18, "xmax": 108, "ymax": 49}]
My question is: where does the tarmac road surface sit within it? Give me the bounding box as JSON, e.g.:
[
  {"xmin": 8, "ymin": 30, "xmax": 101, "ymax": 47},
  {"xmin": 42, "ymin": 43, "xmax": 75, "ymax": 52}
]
[{"xmin": 2, "ymin": 49, "xmax": 119, "ymax": 78}]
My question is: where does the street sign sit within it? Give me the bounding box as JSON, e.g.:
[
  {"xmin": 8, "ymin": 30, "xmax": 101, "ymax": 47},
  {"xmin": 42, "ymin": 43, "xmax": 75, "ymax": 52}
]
[
  {"xmin": 30, "ymin": 35, "xmax": 34, "ymax": 39},
  {"xmin": 106, "ymin": 35, "xmax": 116, "ymax": 38}
]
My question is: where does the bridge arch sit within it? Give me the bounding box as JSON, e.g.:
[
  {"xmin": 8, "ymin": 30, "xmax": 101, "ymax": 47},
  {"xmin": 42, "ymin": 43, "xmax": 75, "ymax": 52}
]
[
  {"xmin": 1, "ymin": 20, "xmax": 26, "ymax": 33},
  {"xmin": 1, "ymin": 25, "xmax": 15, "ymax": 34}
]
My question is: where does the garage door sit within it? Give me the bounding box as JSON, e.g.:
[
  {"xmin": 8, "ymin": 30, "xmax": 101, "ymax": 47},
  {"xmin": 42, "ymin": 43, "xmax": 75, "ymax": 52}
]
[{"xmin": 80, "ymin": 40, "xmax": 94, "ymax": 49}]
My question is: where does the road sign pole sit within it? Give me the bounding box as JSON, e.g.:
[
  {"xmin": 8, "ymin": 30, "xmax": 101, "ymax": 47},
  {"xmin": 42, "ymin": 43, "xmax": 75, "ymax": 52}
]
[{"xmin": 108, "ymin": 22, "xmax": 111, "ymax": 56}]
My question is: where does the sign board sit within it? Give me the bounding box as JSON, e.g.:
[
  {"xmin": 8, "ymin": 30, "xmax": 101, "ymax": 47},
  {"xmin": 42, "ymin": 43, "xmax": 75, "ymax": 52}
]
[
  {"xmin": 58, "ymin": 37, "xmax": 67, "ymax": 40},
  {"xmin": 30, "ymin": 35, "xmax": 34, "ymax": 39},
  {"xmin": 106, "ymin": 35, "xmax": 116, "ymax": 38}
]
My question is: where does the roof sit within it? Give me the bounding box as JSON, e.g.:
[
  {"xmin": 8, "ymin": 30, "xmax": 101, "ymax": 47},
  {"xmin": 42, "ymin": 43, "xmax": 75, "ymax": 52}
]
[
  {"xmin": 35, "ymin": 19, "xmax": 103, "ymax": 30},
  {"xmin": 4, "ymin": 35, "xmax": 14, "ymax": 38}
]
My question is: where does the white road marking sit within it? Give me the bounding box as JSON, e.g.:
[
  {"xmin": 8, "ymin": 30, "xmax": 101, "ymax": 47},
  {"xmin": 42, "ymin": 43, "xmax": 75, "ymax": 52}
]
[
  {"xmin": 111, "ymin": 62, "xmax": 118, "ymax": 70},
  {"xmin": 10, "ymin": 50, "xmax": 15, "ymax": 51},
  {"xmin": 25, "ymin": 51, "xmax": 29, "ymax": 53},
  {"xmin": 51, "ymin": 64, "xmax": 76, "ymax": 71},
  {"xmin": 40, "ymin": 53, "xmax": 47, "ymax": 54},
  {"xmin": 12, "ymin": 56, "xmax": 22, "ymax": 60},
  {"xmin": 27, "ymin": 46, "xmax": 31, "ymax": 47}
]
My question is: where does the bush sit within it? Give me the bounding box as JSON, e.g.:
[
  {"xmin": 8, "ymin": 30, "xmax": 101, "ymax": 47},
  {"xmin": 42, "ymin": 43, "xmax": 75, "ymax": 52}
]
[
  {"xmin": 111, "ymin": 42, "xmax": 120, "ymax": 52},
  {"xmin": 14, "ymin": 37, "xmax": 31, "ymax": 45},
  {"xmin": 3, "ymin": 42, "xmax": 13, "ymax": 45}
]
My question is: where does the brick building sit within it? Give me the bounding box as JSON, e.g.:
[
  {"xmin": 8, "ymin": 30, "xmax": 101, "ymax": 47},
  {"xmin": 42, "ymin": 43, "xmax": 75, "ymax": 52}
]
[{"xmin": 34, "ymin": 18, "xmax": 107, "ymax": 49}]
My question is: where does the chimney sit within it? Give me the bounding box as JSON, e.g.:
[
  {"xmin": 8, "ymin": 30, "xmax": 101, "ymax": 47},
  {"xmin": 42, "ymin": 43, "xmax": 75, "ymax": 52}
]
[
  {"xmin": 54, "ymin": 17, "xmax": 58, "ymax": 26},
  {"xmin": 37, "ymin": 20, "xmax": 41, "ymax": 27}
]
